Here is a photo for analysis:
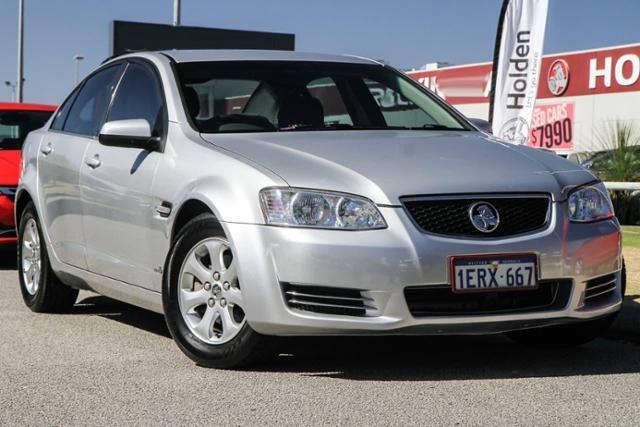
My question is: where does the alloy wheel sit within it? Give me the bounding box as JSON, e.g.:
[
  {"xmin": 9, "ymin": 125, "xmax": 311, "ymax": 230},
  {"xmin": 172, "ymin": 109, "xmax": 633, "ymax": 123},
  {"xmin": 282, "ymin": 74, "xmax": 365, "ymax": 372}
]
[
  {"xmin": 178, "ymin": 238, "xmax": 246, "ymax": 345},
  {"xmin": 21, "ymin": 218, "xmax": 42, "ymax": 295}
]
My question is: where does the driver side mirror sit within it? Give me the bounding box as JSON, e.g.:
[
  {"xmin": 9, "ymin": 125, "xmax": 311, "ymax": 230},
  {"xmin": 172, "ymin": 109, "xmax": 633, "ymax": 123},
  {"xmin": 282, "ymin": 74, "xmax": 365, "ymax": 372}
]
[{"xmin": 98, "ymin": 119, "xmax": 159, "ymax": 149}]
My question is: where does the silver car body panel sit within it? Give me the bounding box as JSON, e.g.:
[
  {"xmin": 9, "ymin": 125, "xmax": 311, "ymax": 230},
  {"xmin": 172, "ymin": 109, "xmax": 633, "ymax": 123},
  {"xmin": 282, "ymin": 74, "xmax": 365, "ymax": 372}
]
[
  {"xmin": 199, "ymin": 130, "xmax": 596, "ymax": 205},
  {"xmin": 36, "ymin": 131, "xmax": 92, "ymax": 269},
  {"xmin": 79, "ymin": 139, "xmax": 162, "ymax": 288},
  {"xmin": 17, "ymin": 50, "xmax": 623, "ymax": 335}
]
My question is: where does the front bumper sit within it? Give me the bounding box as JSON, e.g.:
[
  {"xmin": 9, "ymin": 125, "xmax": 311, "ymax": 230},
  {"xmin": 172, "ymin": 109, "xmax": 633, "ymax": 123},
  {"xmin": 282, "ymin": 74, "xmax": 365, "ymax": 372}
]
[{"xmin": 225, "ymin": 204, "xmax": 623, "ymax": 336}]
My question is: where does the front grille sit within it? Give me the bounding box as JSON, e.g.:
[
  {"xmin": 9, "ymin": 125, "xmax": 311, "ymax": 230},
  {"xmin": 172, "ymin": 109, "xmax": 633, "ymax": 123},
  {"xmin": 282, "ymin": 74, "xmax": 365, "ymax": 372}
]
[
  {"xmin": 583, "ymin": 273, "xmax": 617, "ymax": 306},
  {"xmin": 402, "ymin": 195, "xmax": 550, "ymax": 238},
  {"xmin": 282, "ymin": 283, "xmax": 377, "ymax": 317},
  {"xmin": 404, "ymin": 280, "xmax": 571, "ymax": 317}
]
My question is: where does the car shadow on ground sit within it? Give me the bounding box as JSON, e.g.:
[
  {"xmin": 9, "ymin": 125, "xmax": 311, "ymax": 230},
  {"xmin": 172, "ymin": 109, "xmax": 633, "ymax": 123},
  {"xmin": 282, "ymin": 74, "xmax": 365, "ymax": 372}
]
[
  {"xmin": 612, "ymin": 293, "xmax": 640, "ymax": 339},
  {"xmin": 73, "ymin": 295, "xmax": 171, "ymax": 337},
  {"xmin": 267, "ymin": 334, "xmax": 640, "ymax": 381},
  {"xmin": 0, "ymin": 247, "xmax": 17, "ymax": 270},
  {"xmin": 72, "ymin": 293, "xmax": 640, "ymax": 381}
]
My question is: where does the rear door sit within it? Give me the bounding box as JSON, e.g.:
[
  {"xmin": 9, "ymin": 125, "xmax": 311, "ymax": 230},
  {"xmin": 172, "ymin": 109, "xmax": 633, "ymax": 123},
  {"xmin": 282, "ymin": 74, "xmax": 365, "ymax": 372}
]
[
  {"xmin": 38, "ymin": 64, "xmax": 124, "ymax": 268},
  {"xmin": 80, "ymin": 61, "xmax": 165, "ymax": 290}
]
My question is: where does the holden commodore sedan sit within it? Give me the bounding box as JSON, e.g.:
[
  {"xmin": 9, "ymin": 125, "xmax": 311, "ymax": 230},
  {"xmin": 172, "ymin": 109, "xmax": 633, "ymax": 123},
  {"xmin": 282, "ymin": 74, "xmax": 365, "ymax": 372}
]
[{"xmin": 16, "ymin": 50, "xmax": 623, "ymax": 368}]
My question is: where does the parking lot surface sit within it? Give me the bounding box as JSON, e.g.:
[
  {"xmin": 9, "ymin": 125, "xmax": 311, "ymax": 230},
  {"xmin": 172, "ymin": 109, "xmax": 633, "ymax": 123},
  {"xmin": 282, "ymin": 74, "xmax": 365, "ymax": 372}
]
[{"xmin": 1, "ymin": 253, "xmax": 640, "ymax": 425}]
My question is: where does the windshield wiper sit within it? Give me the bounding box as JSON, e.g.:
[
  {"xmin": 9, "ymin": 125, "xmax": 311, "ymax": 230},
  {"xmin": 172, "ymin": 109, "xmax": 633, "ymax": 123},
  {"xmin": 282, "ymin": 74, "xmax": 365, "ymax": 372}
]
[
  {"xmin": 277, "ymin": 124, "xmax": 467, "ymax": 132},
  {"xmin": 350, "ymin": 125, "xmax": 467, "ymax": 131},
  {"xmin": 279, "ymin": 123, "xmax": 354, "ymax": 131},
  {"xmin": 409, "ymin": 124, "xmax": 467, "ymax": 131}
]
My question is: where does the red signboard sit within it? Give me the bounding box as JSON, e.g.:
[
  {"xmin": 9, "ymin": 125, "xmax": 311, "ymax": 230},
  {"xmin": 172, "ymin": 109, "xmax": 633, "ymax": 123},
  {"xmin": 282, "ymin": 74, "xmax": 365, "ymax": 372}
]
[
  {"xmin": 528, "ymin": 103, "xmax": 574, "ymax": 150},
  {"xmin": 408, "ymin": 43, "xmax": 640, "ymax": 104}
]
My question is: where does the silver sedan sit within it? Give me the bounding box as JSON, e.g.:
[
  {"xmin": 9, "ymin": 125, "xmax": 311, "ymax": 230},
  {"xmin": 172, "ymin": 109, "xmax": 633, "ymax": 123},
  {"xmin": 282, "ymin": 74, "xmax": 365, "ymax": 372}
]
[{"xmin": 16, "ymin": 50, "xmax": 623, "ymax": 368}]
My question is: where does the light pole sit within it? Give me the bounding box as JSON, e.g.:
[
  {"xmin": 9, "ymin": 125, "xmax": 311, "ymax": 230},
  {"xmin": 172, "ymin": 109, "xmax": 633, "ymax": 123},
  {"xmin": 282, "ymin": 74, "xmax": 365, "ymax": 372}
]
[
  {"xmin": 4, "ymin": 81, "xmax": 17, "ymax": 102},
  {"xmin": 73, "ymin": 54, "xmax": 84, "ymax": 85},
  {"xmin": 173, "ymin": 0, "xmax": 181, "ymax": 26},
  {"xmin": 16, "ymin": 0, "xmax": 24, "ymax": 102}
]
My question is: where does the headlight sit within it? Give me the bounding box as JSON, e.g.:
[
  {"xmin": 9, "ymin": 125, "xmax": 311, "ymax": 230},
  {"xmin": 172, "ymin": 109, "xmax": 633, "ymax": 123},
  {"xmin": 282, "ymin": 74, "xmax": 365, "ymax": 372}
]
[
  {"xmin": 260, "ymin": 188, "xmax": 387, "ymax": 230},
  {"xmin": 568, "ymin": 183, "xmax": 614, "ymax": 222}
]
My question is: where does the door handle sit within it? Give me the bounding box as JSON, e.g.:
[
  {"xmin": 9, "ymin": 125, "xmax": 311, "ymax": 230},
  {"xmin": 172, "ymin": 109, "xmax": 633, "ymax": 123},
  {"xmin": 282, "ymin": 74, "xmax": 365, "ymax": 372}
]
[
  {"xmin": 40, "ymin": 143, "xmax": 53, "ymax": 156},
  {"xmin": 85, "ymin": 155, "xmax": 102, "ymax": 169}
]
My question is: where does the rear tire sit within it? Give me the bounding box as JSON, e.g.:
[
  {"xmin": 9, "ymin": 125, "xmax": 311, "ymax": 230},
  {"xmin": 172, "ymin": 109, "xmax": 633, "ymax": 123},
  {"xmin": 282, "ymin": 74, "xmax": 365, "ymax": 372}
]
[
  {"xmin": 17, "ymin": 202, "xmax": 78, "ymax": 312},
  {"xmin": 163, "ymin": 214, "xmax": 276, "ymax": 369},
  {"xmin": 506, "ymin": 313, "xmax": 617, "ymax": 347}
]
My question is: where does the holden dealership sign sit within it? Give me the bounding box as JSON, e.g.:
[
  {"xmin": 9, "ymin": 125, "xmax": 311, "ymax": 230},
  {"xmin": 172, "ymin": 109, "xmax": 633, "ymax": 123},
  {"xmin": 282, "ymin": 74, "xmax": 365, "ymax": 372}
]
[
  {"xmin": 589, "ymin": 52, "xmax": 640, "ymax": 89},
  {"xmin": 548, "ymin": 59, "xmax": 570, "ymax": 96},
  {"xmin": 408, "ymin": 43, "xmax": 640, "ymax": 153}
]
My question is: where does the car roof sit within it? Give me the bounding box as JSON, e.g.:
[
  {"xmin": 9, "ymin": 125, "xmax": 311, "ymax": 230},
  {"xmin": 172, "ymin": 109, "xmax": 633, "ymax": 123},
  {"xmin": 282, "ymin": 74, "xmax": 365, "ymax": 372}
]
[
  {"xmin": 158, "ymin": 49, "xmax": 382, "ymax": 65},
  {"xmin": 0, "ymin": 102, "xmax": 57, "ymax": 112}
]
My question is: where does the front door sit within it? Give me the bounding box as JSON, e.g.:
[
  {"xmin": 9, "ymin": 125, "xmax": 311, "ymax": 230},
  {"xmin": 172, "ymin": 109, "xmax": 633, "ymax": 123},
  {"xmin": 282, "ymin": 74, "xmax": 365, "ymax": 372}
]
[
  {"xmin": 38, "ymin": 64, "xmax": 123, "ymax": 268},
  {"xmin": 80, "ymin": 61, "xmax": 166, "ymax": 290}
]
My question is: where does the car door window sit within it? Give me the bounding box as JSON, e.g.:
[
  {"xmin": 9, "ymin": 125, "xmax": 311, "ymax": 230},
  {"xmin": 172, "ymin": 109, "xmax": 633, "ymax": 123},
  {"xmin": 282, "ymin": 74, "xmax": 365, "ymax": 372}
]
[
  {"xmin": 107, "ymin": 63, "xmax": 165, "ymax": 137},
  {"xmin": 63, "ymin": 65, "xmax": 122, "ymax": 137},
  {"xmin": 50, "ymin": 86, "xmax": 80, "ymax": 131}
]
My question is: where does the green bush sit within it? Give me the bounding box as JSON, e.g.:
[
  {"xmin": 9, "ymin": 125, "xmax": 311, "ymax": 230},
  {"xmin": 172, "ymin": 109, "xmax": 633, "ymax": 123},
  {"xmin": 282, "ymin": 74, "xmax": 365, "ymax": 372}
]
[
  {"xmin": 609, "ymin": 190, "xmax": 640, "ymax": 225},
  {"xmin": 592, "ymin": 121, "xmax": 640, "ymax": 182},
  {"xmin": 590, "ymin": 121, "xmax": 640, "ymax": 225}
]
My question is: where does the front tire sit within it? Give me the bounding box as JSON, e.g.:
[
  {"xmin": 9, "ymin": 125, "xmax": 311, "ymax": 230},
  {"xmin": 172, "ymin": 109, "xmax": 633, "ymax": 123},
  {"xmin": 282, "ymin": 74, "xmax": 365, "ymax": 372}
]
[
  {"xmin": 163, "ymin": 214, "xmax": 275, "ymax": 369},
  {"xmin": 17, "ymin": 202, "xmax": 78, "ymax": 312}
]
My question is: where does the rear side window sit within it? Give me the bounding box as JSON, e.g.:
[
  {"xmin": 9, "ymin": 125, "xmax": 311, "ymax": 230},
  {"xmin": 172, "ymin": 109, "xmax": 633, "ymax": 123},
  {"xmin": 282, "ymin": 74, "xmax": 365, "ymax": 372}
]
[
  {"xmin": 63, "ymin": 65, "xmax": 123, "ymax": 137},
  {"xmin": 107, "ymin": 63, "xmax": 165, "ymax": 136},
  {"xmin": 51, "ymin": 86, "xmax": 80, "ymax": 131}
]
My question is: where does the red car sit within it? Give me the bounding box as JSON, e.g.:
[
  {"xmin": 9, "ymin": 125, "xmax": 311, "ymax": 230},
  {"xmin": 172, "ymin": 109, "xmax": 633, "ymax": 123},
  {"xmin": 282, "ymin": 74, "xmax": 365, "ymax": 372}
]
[{"xmin": 0, "ymin": 103, "xmax": 56, "ymax": 246}]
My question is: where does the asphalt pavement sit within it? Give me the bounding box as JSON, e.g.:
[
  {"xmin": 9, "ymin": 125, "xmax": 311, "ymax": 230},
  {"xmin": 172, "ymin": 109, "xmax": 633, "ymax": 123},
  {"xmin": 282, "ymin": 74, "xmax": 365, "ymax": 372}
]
[{"xmin": 1, "ymin": 251, "xmax": 640, "ymax": 426}]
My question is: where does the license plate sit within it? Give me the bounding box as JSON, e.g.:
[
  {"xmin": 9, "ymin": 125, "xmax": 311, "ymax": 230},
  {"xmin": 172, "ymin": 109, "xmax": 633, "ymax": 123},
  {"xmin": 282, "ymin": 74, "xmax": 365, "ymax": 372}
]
[{"xmin": 450, "ymin": 254, "xmax": 538, "ymax": 293}]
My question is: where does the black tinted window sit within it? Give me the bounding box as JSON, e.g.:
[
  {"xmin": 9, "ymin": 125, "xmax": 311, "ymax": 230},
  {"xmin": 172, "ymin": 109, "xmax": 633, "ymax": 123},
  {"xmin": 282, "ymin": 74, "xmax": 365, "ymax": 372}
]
[
  {"xmin": 63, "ymin": 65, "xmax": 122, "ymax": 136},
  {"xmin": 51, "ymin": 87, "xmax": 80, "ymax": 131},
  {"xmin": 0, "ymin": 110, "xmax": 53, "ymax": 150},
  {"xmin": 108, "ymin": 63, "xmax": 164, "ymax": 136}
]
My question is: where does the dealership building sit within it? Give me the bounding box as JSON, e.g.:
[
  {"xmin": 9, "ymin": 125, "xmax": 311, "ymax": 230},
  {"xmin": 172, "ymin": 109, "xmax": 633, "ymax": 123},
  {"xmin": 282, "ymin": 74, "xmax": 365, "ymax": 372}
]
[{"xmin": 407, "ymin": 43, "xmax": 640, "ymax": 155}]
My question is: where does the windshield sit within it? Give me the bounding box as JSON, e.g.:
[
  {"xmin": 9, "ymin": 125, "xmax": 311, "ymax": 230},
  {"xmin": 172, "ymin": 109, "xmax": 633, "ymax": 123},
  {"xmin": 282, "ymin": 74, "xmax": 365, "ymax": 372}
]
[
  {"xmin": 176, "ymin": 61, "xmax": 469, "ymax": 134},
  {"xmin": 0, "ymin": 110, "xmax": 53, "ymax": 150}
]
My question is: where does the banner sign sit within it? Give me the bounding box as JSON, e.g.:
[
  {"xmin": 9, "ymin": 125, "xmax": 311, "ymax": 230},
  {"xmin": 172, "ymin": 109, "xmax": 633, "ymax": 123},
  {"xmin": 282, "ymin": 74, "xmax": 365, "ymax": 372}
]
[
  {"xmin": 528, "ymin": 103, "xmax": 574, "ymax": 150},
  {"xmin": 489, "ymin": 0, "xmax": 549, "ymax": 144}
]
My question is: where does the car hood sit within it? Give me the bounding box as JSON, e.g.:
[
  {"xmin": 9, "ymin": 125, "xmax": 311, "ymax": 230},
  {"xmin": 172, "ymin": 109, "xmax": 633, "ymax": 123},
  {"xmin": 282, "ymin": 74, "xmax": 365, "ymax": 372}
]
[
  {"xmin": 200, "ymin": 130, "xmax": 595, "ymax": 205},
  {"xmin": 0, "ymin": 150, "xmax": 20, "ymax": 186}
]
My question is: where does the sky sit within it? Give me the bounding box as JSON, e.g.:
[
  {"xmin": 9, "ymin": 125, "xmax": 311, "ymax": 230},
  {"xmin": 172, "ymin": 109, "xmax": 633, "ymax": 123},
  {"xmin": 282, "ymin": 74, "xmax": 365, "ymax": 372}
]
[{"xmin": 1, "ymin": 0, "xmax": 640, "ymax": 105}]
